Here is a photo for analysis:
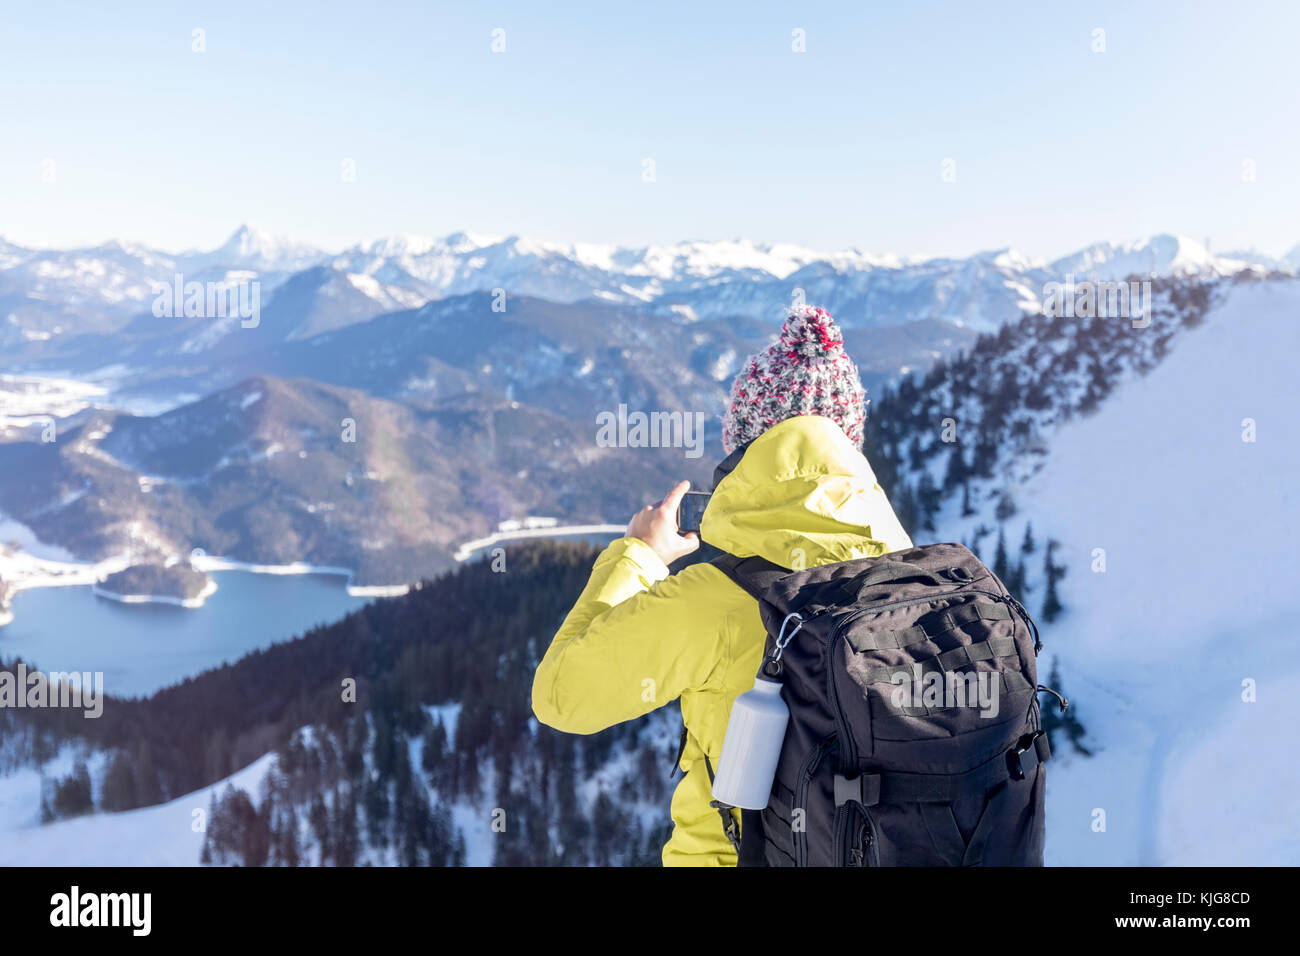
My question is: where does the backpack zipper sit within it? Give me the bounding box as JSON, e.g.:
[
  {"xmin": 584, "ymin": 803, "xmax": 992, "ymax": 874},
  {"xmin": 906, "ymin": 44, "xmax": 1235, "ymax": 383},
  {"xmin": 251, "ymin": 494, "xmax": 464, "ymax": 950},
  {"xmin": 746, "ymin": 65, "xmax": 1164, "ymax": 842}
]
[
  {"xmin": 829, "ymin": 585, "xmax": 1014, "ymax": 643},
  {"xmin": 793, "ymin": 736, "xmax": 834, "ymax": 867},
  {"xmin": 1003, "ymin": 592, "xmax": 1043, "ymax": 652},
  {"xmin": 852, "ymin": 815, "xmax": 875, "ymax": 866},
  {"xmin": 832, "ymin": 802, "xmax": 852, "ymax": 865},
  {"xmin": 836, "ymin": 804, "xmax": 877, "ymax": 867}
]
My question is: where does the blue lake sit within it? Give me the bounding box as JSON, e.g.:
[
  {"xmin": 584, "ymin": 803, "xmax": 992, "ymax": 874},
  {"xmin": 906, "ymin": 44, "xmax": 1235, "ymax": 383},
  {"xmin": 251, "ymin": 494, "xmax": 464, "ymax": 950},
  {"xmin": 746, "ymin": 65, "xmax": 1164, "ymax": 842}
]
[
  {"xmin": 0, "ymin": 531, "xmax": 623, "ymax": 701},
  {"xmin": 0, "ymin": 571, "xmax": 372, "ymax": 699}
]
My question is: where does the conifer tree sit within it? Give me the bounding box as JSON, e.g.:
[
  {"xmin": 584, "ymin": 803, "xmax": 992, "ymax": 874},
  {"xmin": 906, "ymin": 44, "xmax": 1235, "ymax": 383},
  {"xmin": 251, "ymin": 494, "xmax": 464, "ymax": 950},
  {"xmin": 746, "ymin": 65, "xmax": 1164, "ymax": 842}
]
[
  {"xmin": 1020, "ymin": 522, "xmax": 1036, "ymax": 555},
  {"xmin": 135, "ymin": 740, "xmax": 161, "ymax": 806},
  {"xmin": 942, "ymin": 443, "xmax": 967, "ymax": 491},
  {"xmin": 1039, "ymin": 660, "xmax": 1090, "ymax": 756},
  {"xmin": 1042, "ymin": 542, "xmax": 1065, "ymax": 622},
  {"xmin": 960, "ymin": 481, "xmax": 975, "ymax": 517},
  {"xmin": 993, "ymin": 527, "xmax": 1009, "ymax": 580},
  {"xmin": 100, "ymin": 750, "xmax": 138, "ymax": 812}
]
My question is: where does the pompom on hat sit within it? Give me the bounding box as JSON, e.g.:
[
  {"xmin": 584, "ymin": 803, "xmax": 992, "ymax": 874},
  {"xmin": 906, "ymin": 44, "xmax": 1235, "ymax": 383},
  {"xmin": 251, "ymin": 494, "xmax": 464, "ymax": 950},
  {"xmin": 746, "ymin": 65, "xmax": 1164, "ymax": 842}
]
[{"xmin": 721, "ymin": 304, "xmax": 866, "ymax": 454}]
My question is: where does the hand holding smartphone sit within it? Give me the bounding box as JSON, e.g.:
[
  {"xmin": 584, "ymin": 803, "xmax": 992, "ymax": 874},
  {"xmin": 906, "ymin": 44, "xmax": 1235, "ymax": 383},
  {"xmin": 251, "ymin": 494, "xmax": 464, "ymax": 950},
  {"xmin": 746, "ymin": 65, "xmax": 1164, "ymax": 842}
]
[
  {"xmin": 676, "ymin": 490, "xmax": 711, "ymax": 534},
  {"xmin": 628, "ymin": 481, "xmax": 704, "ymax": 565}
]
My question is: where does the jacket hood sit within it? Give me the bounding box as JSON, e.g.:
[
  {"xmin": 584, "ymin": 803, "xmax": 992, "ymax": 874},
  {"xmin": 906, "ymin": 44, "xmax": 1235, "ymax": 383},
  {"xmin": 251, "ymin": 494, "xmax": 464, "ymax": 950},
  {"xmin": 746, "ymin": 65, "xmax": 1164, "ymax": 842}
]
[{"xmin": 701, "ymin": 414, "xmax": 912, "ymax": 567}]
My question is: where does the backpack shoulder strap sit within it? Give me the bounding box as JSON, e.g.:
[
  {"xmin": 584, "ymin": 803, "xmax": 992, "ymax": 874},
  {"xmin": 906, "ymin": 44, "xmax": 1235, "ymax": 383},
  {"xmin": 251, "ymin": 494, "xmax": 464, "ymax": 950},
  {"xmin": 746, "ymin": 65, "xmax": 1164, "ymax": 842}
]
[
  {"xmin": 705, "ymin": 552, "xmax": 788, "ymax": 864},
  {"xmin": 710, "ymin": 552, "xmax": 790, "ymax": 602}
]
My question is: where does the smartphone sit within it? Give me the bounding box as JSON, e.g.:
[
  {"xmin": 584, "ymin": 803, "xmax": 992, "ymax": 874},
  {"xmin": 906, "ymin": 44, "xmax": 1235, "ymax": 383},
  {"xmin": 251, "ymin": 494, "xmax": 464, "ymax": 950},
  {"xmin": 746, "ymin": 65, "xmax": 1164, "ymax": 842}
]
[{"xmin": 677, "ymin": 491, "xmax": 711, "ymax": 534}]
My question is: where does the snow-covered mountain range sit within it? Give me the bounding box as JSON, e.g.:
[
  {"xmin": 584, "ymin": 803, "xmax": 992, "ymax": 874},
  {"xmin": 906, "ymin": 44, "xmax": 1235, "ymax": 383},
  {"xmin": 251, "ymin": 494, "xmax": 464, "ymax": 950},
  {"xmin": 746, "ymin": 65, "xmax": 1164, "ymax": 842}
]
[{"xmin": 3, "ymin": 226, "xmax": 1294, "ymax": 357}]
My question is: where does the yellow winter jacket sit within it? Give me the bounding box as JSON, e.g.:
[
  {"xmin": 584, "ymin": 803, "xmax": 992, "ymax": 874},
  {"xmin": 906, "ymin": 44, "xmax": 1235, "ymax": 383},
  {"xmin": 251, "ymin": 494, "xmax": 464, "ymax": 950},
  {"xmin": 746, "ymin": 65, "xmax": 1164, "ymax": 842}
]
[{"xmin": 531, "ymin": 414, "xmax": 913, "ymax": 866}]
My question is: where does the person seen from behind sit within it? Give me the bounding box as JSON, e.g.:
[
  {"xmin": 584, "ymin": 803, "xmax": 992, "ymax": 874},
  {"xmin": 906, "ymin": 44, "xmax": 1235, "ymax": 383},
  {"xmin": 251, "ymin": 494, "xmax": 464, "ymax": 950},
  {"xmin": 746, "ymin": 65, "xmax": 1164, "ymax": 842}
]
[{"xmin": 532, "ymin": 304, "xmax": 913, "ymax": 866}]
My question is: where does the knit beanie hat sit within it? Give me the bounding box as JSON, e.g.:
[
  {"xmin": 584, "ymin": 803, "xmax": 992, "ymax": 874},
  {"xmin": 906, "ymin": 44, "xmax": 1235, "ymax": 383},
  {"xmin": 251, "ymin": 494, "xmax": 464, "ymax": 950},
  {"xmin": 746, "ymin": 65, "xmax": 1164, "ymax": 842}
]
[{"xmin": 721, "ymin": 304, "xmax": 866, "ymax": 454}]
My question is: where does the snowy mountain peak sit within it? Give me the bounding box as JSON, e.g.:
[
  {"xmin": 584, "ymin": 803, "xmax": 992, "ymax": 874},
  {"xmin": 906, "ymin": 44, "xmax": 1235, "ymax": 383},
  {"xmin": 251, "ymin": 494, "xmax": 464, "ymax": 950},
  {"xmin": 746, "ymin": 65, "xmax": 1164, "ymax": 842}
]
[
  {"xmin": 980, "ymin": 247, "xmax": 1048, "ymax": 272},
  {"xmin": 355, "ymin": 231, "xmax": 501, "ymax": 259},
  {"xmin": 197, "ymin": 224, "xmax": 328, "ymax": 273},
  {"xmin": 1048, "ymin": 233, "xmax": 1242, "ymax": 280}
]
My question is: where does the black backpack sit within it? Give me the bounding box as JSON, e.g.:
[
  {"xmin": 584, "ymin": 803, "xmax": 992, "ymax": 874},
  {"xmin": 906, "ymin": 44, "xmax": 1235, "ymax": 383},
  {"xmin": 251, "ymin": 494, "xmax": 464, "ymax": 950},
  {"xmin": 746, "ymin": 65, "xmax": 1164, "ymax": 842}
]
[{"xmin": 710, "ymin": 542, "xmax": 1057, "ymax": 867}]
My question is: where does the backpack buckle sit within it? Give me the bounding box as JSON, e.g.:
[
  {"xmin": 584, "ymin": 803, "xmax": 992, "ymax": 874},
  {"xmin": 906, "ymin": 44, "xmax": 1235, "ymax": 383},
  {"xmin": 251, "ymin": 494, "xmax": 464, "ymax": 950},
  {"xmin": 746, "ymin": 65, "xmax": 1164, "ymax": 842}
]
[
  {"xmin": 709, "ymin": 800, "xmax": 742, "ymax": 853},
  {"xmin": 1006, "ymin": 730, "xmax": 1049, "ymax": 781},
  {"xmin": 834, "ymin": 773, "xmax": 881, "ymax": 808}
]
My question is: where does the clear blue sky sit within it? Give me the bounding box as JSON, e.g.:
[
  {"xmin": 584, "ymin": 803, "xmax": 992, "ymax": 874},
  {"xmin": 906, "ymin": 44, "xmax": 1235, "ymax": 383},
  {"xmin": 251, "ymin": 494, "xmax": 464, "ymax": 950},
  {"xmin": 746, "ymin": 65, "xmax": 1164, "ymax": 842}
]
[{"xmin": 2, "ymin": 0, "xmax": 1297, "ymax": 259}]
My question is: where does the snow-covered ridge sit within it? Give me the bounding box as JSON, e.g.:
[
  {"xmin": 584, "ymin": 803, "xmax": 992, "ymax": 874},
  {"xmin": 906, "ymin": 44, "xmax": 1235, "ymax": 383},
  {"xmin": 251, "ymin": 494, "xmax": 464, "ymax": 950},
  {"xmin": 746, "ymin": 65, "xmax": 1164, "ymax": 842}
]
[
  {"xmin": 870, "ymin": 274, "xmax": 1300, "ymax": 864},
  {"xmin": 325, "ymin": 231, "xmax": 1292, "ymax": 330},
  {"xmin": 1024, "ymin": 279, "xmax": 1300, "ymax": 865},
  {"xmin": 1049, "ymin": 234, "xmax": 1253, "ymax": 280},
  {"xmin": 0, "ymin": 747, "xmax": 279, "ymax": 866}
]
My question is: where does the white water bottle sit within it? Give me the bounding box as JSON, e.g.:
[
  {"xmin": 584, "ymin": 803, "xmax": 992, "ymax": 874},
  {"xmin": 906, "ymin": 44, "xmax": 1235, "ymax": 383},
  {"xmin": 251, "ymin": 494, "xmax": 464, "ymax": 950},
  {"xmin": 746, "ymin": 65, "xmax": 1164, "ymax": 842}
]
[{"xmin": 710, "ymin": 676, "xmax": 790, "ymax": 809}]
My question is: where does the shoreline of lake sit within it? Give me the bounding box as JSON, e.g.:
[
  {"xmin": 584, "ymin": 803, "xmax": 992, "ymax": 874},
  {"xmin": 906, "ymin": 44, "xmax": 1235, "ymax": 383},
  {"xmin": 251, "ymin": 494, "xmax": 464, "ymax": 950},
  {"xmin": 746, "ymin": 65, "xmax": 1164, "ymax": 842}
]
[
  {"xmin": 1, "ymin": 513, "xmax": 620, "ymax": 631},
  {"xmin": 451, "ymin": 524, "xmax": 626, "ymax": 562},
  {"xmin": 0, "ymin": 535, "xmax": 412, "ymax": 630},
  {"xmin": 90, "ymin": 577, "xmax": 220, "ymax": 609},
  {"xmin": 0, "ymin": 569, "xmax": 377, "ymax": 698}
]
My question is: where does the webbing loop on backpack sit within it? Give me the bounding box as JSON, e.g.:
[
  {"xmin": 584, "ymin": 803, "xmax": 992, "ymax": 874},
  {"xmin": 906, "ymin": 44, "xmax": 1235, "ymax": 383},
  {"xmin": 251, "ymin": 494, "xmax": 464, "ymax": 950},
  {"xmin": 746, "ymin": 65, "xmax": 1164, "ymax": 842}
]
[
  {"xmin": 856, "ymin": 633, "xmax": 1020, "ymax": 686},
  {"xmin": 832, "ymin": 730, "xmax": 1051, "ymax": 807},
  {"xmin": 845, "ymin": 601, "xmax": 1012, "ymax": 653}
]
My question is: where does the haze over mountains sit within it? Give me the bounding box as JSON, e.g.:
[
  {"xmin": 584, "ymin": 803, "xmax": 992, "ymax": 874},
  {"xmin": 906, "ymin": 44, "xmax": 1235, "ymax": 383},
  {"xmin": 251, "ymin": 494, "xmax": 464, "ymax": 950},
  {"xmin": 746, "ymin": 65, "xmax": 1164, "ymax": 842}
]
[{"xmin": 4, "ymin": 225, "xmax": 1295, "ymax": 363}]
